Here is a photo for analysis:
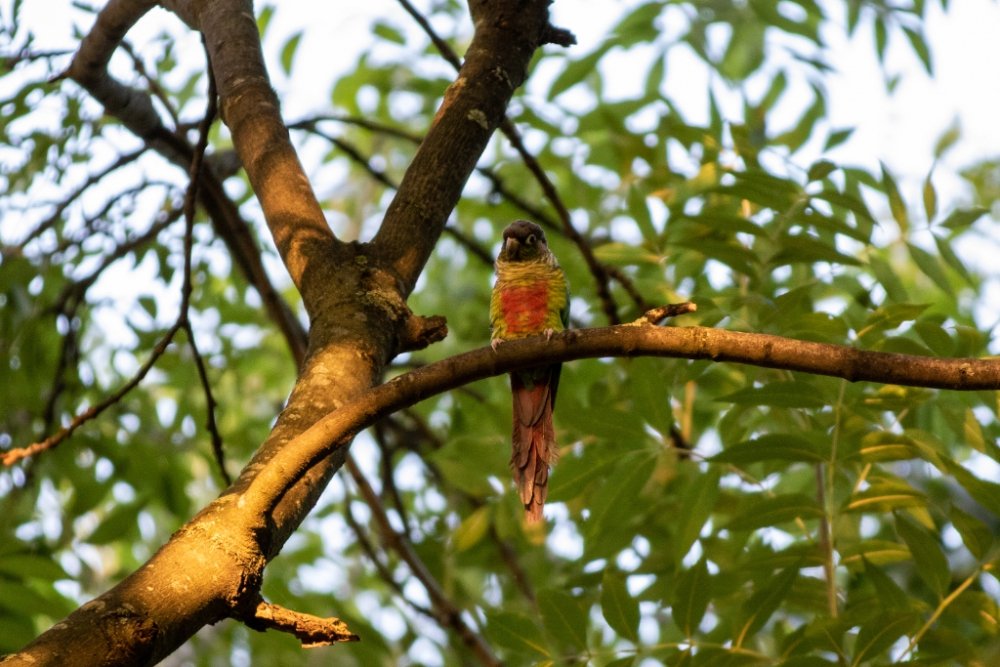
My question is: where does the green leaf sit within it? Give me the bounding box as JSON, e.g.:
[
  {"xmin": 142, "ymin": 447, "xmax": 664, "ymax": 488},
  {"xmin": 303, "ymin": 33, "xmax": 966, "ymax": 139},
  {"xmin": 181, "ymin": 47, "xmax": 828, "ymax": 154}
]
[
  {"xmin": 548, "ymin": 44, "xmax": 610, "ymax": 100},
  {"xmin": 776, "ymin": 658, "xmax": 837, "ymax": 667},
  {"xmin": 770, "ymin": 234, "xmax": 862, "ymax": 267},
  {"xmin": 0, "ymin": 554, "xmax": 67, "ymax": 582},
  {"xmin": 896, "ymin": 513, "xmax": 949, "ymax": 598},
  {"xmin": 280, "ymin": 31, "xmax": 303, "ymax": 76},
  {"xmin": 88, "ymin": 500, "xmax": 145, "ymax": 545},
  {"xmin": 940, "ymin": 457, "xmax": 1000, "ymax": 518},
  {"xmin": 842, "ymin": 479, "xmax": 927, "ymax": 514},
  {"xmin": 933, "ymin": 234, "xmax": 973, "ymax": 285},
  {"xmin": 256, "ymin": 4, "xmax": 275, "ymax": 37},
  {"xmin": 923, "ymin": 169, "xmax": 937, "ymax": 222},
  {"xmin": 868, "ymin": 256, "xmax": 908, "ymax": 303},
  {"xmin": 880, "ymin": 162, "xmax": 909, "ymax": 233},
  {"xmin": 452, "ymin": 505, "xmax": 490, "ymax": 552},
  {"xmin": 538, "ymin": 589, "xmax": 588, "ymax": 649},
  {"xmin": 739, "ymin": 565, "xmax": 799, "ymax": 642},
  {"xmin": 674, "ymin": 468, "xmax": 721, "ymax": 561},
  {"xmin": 840, "ymin": 540, "xmax": 912, "ymax": 570},
  {"xmin": 856, "ymin": 303, "xmax": 928, "ymax": 344},
  {"xmin": 939, "ymin": 206, "xmax": 988, "ymax": 230},
  {"xmin": 727, "ymin": 494, "xmax": 825, "ymax": 532},
  {"xmin": 592, "ymin": 242, "xmax": 662, "ymax": 266},
  {"xmin": 934, "ymin": 120, "xmax": 961, "ymax": 158},
  {"xmin": 673, "ymin": 557, "xmax": 710, "ymax": 638},
  {"xmin": 630, "ymin": 359, "xmax": 675, "ymax": 437},
  {"xmin": 906, "ymin": 242, "xmax": 952, "ymax": 295},
  {"xmin": 627, "ymin": 188, "xmax": 659, "ymax": 244},
  {"xmin": 824, "ymin": 128, "xmax": 854, "ymax": 151},
  {"xmin": 807, "ymin": 160, "xmax": 836, "ymax": 182},
  {"xmin": 587, "ymin": 450, "xmax": 658, "ymax": 540},
  {"xmin": 852, "ymin": 611, "xmax": 917, "ymax": 666},
  {"xmin": 901, "ymin": 26, "xmax": 932, "ymax": 74},
  {"xmin": 547, "ymin": 446, "xmax": 618, "ymax": 502},
  {"xmin": 950, "ymin": 505, "xmax": 993, "ymax": 560},
  {"xmin": 485, "ymin": 611, "xmax": 550, "ymax": 657},
  {"xmin": 138, "ymin": 296, "xmax": 156, "ymax": 319},
  {"xmin": 716, "ymin": 381, "xmax": 825, "ymax": 409},
  {"xmin": 710, "ymin": 434, "xmax": 826, "ymax": 464},
  {"xmin": 372, "ymin": 22, "xmax": 405, "ymax": 45},
  {"xmin": 601, "ymin": 570, "xmax": 640, "ymax": 642},
  {"xmin": 852, "ymin": 432, "xmax": 924, "ymax": 464},
  {"xmin": 874, "ymin": 17, "xmax": 887, "ymax": 62},
  {"xmin": 862, "ymin": 556, "xmax": 911, "ymax": 609}
]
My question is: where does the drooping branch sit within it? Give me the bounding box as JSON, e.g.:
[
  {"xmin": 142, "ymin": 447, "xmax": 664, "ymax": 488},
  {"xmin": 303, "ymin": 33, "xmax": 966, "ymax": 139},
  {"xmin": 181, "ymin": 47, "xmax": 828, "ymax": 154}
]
[
  {"xmin": 345, "ymin": 457, "xmax": 504, "ymax": 667},
  {"xmin": 243, "ymin": 308, "xmax": 1000, "ymax": 516}
]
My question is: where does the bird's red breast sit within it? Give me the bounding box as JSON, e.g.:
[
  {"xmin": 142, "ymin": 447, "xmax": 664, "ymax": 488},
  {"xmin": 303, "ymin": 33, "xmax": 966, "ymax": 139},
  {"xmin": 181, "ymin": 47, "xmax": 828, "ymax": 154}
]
[{"xmin": 499, "ymin": 281, "xmax": 549, "ymax": 335}]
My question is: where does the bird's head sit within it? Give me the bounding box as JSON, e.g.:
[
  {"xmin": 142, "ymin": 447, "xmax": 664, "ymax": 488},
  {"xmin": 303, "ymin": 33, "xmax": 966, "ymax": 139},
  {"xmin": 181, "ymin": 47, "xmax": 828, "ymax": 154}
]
[{"xmin": 499, "ymin": 220, "xmax": 549, "ymax": 263}]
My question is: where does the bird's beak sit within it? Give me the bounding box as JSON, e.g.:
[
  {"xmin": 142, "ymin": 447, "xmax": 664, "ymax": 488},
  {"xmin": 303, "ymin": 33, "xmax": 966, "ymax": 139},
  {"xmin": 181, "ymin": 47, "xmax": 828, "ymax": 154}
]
[{"xmin": 506, "ymin": 238, "xmax": 521, "ymax": 260}]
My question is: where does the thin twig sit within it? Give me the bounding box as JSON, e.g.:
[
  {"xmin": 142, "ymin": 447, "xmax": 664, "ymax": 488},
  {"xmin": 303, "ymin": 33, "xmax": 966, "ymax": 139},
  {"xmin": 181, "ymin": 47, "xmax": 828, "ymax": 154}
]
[
  {"xmin": 16, "ymin": 149, "xmax": 146, "ymax": 250},
  {"xmin": 373, "ymin": 422, "xmax": 414, "ymax": 536},
  {"xmin": 342, "ymin": 487, "xmax": 435, "ymax": 618},
  {"xmin": 294, "ymin": 122, "xmax": 495, "ymax": 266},
  {"xmin": 179, "ymin": 46, "xmax": 229, "ymax": 486},
  {"xmin": 121, "ymin": 40, "xmax": 181, "ymax": 128},
  {"xmin": 1, "ymin": 320, "xmax": 183, "ymax": 466},
  {"xmin": 900, "ymin": 564, "xmax": 990, "ymax": 660},
  {"xmin": 289, "ymin": 115, "xmax": 423, "ymax": 144},
  {"xmin": 344, "ymin": 456, "xmax": 504, "ymax": 667}
]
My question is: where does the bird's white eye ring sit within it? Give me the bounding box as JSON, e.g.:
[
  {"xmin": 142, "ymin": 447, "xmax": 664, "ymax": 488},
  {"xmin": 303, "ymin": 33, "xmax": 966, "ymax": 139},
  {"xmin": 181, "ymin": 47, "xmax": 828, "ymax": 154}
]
[{"xmin": 527, "ymin": 234, "xmax": 536, "ymax": 244}]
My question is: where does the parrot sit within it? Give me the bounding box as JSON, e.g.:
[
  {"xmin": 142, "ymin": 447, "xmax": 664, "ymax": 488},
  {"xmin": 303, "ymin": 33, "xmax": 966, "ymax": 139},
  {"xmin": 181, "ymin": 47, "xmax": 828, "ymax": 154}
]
[{"xmin": 490, "ymin": 220, "xmax": 569, "ymax": 523}]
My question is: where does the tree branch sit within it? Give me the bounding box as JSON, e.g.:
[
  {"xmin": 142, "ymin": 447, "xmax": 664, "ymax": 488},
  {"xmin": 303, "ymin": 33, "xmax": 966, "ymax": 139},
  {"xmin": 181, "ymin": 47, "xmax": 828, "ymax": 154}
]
[
  {"xmin": 198, "ymin": 0, "xmax": 336, "ymax": 294},
  {"xmin": 244, "ymin": 600, "xmax": 359, "ymax": 648},
  {"xmin": 244, "ymin": 305, "xmax": 1000, "ymax": 516}
]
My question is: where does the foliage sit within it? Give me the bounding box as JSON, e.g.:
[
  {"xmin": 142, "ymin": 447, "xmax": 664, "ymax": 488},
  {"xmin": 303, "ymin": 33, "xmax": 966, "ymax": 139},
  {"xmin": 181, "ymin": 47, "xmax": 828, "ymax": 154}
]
[{"xmin": 2, "ymin": 0, "xmax": 1000, "ymax": 665}]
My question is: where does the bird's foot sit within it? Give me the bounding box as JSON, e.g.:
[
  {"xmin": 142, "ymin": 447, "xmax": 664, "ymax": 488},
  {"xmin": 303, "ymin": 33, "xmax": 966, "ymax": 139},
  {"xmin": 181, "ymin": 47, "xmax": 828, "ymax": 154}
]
[
  {"xmin": 543, "ymin": 328, "xmax": 555, "ymax": 341},
  {"xmin": 491, "ymin": 338, "xmax": 505, "ymax": 351}
]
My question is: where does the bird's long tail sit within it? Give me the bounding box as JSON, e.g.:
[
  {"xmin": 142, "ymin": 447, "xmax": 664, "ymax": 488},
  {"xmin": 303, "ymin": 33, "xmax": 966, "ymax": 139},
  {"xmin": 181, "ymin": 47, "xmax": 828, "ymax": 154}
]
[{"xmin": 510, "ymin": 371, "xmax": 558, "ymax": 523}]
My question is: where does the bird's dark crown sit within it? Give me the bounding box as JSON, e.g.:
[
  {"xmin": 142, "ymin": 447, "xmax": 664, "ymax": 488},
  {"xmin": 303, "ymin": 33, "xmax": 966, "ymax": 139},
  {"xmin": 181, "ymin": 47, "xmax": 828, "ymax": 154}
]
[{"xmin": 502, "ymin": 220, "xmax": 546, "ymax": 245}]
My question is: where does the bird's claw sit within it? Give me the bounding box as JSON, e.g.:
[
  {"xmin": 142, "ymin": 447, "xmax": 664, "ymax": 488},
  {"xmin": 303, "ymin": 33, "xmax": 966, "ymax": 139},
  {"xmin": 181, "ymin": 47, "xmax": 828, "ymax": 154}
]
[
  {"xmin": 491, "ymin": 338, "xmax": 505, "ymax": 351},
  {"xmin": 544, "ymin": 328, "xmax": 555, "ymax": 341}
]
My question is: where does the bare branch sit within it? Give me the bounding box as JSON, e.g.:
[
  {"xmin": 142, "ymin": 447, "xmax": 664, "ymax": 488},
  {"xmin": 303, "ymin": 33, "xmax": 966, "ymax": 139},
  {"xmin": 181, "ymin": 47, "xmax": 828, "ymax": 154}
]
[
  {"xmin": 245, "ymin": 600, "xmax": 359, "ymax": 648},
  {"xmin": 244, "ymin": 305, "xmax": 1000, "ymax": 516}
]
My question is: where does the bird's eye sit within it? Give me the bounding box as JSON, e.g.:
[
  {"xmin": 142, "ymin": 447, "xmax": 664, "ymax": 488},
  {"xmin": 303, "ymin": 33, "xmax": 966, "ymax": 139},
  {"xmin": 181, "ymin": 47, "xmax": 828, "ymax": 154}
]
[{"xmin": 527, "ymin": 234, "xmax": 536, "ymax": 244}]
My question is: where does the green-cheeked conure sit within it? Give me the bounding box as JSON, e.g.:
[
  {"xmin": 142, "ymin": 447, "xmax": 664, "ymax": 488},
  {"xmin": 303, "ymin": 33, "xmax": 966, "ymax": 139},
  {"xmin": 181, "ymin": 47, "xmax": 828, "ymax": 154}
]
[{"xmin": 490, "ymin": 220, "xmax": 569, "ymax": 523}]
